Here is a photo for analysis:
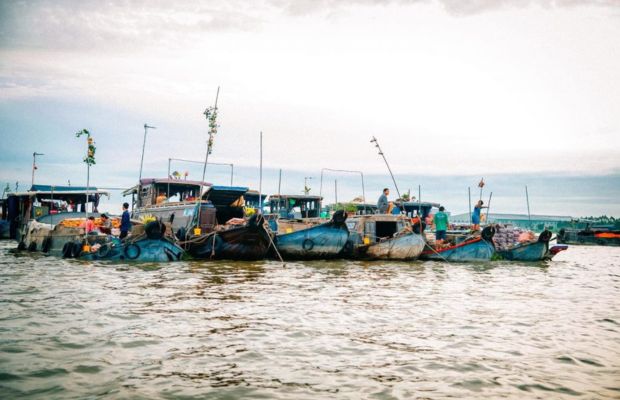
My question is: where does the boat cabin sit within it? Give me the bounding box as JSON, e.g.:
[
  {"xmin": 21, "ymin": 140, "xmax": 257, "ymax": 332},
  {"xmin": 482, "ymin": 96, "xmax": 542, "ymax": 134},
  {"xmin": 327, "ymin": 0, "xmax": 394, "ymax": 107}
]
[
  {"xmin": 345, "ymin": 214, "xmax": 412, "ymax": 244},
  {"xmin": 244, "ymin": 190, "xmax": 267, "ymax": 211},
  {"xmin": 268, "ymin": 194, "xmax": 323, "ymax": 219},
  {"xmin": 5, "ymin": 185, "xmax": 109, "ymax": 240},
  {"xmin": 123, "ymin": 178, "xmax": 211, "ymax": 208}
]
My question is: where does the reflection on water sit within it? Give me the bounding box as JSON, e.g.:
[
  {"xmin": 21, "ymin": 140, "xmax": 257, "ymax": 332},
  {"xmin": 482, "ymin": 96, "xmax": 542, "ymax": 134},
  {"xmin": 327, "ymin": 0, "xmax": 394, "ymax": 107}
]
[{"xmin": 0, "ymin": 242, "xmax": 619, "ymax": 399}]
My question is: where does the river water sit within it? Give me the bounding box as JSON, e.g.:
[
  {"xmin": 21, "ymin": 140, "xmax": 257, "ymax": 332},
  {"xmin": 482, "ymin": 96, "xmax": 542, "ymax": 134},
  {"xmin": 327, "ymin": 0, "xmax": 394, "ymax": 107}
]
[{"xmin": 0, "ymin": 241, "xmax": 619, "ymax": 399}]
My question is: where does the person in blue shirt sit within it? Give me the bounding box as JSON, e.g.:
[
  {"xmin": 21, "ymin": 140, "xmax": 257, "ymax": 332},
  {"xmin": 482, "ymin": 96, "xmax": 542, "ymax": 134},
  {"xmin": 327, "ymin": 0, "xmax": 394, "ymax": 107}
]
[
  {"xmin": 472, "ymin": 200, "xmax": 487, "ymax": 231},
  {"xmin": 120, "ymin": 202, "xmax": 131, "ymax": 239},
  {"xmin": 377, "ymin": 188, "xmax": 390, "ymax": 213}
]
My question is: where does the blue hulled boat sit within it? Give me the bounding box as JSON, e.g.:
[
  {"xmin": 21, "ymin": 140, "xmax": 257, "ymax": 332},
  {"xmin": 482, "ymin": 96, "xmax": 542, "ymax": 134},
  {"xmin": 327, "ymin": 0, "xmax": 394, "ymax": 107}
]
[
  {"xmin": 496, "ymin": 230, "xmax": 567, "ymax": 261},
  {"xmin": 274, "ymin": 210, "xmax": 349, "ymax": 260},
  {"xmin": 20, "ymin": 217, "xmax": 185, "ymax": 262},
  {"xmin": 420, "ymin": 227, "xmax": 496, "ymax": 262}
]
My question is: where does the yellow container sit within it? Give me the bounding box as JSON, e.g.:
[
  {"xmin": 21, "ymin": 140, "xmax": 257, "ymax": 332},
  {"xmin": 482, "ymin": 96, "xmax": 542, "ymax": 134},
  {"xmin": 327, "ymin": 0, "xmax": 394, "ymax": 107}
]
[
  {"xmin": 193, "ymin": 227, "xmax": 202, "ymax": 236},
  {"xmin": 363, "ymin": 236, "xmax": 371, "ymax": 245},
  {"xmin": 286, "ymin": 228, "xmax": 293, "ymax": 234}
]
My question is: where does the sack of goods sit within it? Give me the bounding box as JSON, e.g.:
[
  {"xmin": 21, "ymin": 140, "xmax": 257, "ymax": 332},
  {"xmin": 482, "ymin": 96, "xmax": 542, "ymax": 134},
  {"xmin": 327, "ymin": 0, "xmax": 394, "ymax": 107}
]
[{"xmin": 492, "ymin": 225, "xmax": 535, "ymax": 250}]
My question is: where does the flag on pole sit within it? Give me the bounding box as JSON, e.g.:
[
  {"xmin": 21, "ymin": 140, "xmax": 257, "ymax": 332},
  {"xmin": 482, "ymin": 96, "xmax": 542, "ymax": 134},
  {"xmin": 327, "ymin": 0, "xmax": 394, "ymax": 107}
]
[{"xmin": 478, "ymin": 178, "xmax": 485, "ymax": 188}]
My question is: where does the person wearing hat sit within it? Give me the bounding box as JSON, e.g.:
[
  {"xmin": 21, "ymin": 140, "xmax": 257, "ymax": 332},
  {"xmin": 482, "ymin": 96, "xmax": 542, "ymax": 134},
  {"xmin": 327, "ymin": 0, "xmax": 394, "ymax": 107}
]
[{"xmin": 100, "ymin": 213, "xmax": 112, "ymax": 234}]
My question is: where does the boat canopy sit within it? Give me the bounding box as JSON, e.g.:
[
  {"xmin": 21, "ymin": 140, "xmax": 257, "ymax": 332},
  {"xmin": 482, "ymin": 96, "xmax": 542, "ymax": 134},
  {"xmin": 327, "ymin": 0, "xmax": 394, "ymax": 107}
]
[
  {"xmin": 202, "ymin": 186, "xmax": 249, "ymax": 207},
  {"xmin": 401, "ymin": 201, "xmax": 440, "ymax": 218},
  {"xmin": 245, "ymin": 190, "xmax": 267, "ymax": 208},
  {"xmin": 10, "ymin": 185, "xmax": 109, "ymax": 199},
  {"xmin": 268, "ymin": 194, "xmax": 323, "ymax": 218},
  {"xmin": 121, "ymin": 178, "xmax": 211, "ymax": 196}
]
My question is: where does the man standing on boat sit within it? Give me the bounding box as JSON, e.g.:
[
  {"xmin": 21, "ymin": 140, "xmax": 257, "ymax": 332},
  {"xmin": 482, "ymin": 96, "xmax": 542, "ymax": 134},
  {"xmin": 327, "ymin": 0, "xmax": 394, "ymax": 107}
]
[
  {"xmin": 472, "ymin": 200, "xmax": 487, "ymax": 231},
  {"xmin": 434, "ymin": 206, "xmax": 448, "ymax": 245},
  {"xmin": 377, "ymin": 188, "xmax": 390, "ymax": 214},
  {"xmin": 120, "ymin": 202, "xmax": 131, "ymax": 239}
]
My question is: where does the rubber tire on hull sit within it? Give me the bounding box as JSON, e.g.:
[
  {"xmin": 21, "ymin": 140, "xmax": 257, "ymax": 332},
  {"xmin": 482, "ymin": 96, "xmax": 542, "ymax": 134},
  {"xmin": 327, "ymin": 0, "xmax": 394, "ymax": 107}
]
[
  {"xmin": 71, "ymin": 242, "xmax": 83, "ymax": 258},
  {"xmin": 302, "ymin": 238, "xmax": 315, "ymax": 251},
  {"xmin": 96, "ymin": 243, "xmax": 111, "ymax": 258},
  {"xmin": 62, "ymin": 242, "xmax": 73, "ymax": 258},
  {"xmin": 538, "ymin": 230, "xmax": 552, "ymax": 243},
  {"xmin": 124, "ymin": 243, "xmax": 141, "ymax": 260},
  {"xmin": 41, "ymin": 237, "xmax": 52, "ymax": 253},
  {"xmin": 145, "ymin": 221, "xmax": 165, "ymax": 240},
  {"xmin": 481, "ymin": 226, "xmax": 496, "ymax": 241}
]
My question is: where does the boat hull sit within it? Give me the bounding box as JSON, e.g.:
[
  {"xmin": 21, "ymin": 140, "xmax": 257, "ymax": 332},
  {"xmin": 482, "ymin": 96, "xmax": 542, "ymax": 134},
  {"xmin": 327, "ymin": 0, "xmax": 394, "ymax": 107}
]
[
  {"xmin": 557, "ymin": 228, "xmax": 620, "ymax": 246},
  {"xmin": 80, "ymin": 238, "xmax": 184, "ymax": 262},
  {"xmin": 497, "ymin": 241, "xmax": 550, "ymax": 261},
  {"xmin": 19, "ymin": 220, "xmax": 184, "ymax": 262},
  {"xmin": 420, "ymin": 238, "xmax": 495, "ymax": 262},
  {"xmin": 347, "ymin": 233, "xmax": 425, "ymax": 260},
  {"xmin": 275, "ymin": 216, "xmax": 349, "ymax": 260},
  {"xmin": 186, "ymin": 215, "xmax": 272, "ymax": 261}
]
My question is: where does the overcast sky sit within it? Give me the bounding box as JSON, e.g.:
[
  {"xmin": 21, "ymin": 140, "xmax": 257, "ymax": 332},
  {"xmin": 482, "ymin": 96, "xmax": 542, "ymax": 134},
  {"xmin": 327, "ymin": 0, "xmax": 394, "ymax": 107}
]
[{"xmin": 1, "ymin": 0, "xmax": 619, "ymax": 214}]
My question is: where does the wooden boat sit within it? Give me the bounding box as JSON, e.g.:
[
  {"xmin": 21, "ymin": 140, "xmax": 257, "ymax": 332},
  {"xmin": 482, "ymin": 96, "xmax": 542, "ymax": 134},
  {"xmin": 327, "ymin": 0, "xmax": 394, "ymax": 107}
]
[
  {"xmin": 495, "ymin": 229, "xmax": 568, "ymax": 261},
  {"xmin": 557, "ymin": 225, "xmax": 620, "ymax": 247},
  {"xmin": 184, "ymin": 213, "xmax": 272, "ymax": 260},
  {"xmin": 5, "ymin": 184, "xmax": 109, "ymax": 243},
  {"xmin": 274, "ymin": 210, "xmax": 349, "ymax": 260},
  {"xmin": 19, "ymin": 218, "xmax": 184, "ymax": 262},
  {"xmin": 124, "ymin": 179, "xmax": 273, "ymax": 260},
  {"xmin": 420, "ymin": 226, "xmax": 496, "ymax": 262},
  {"xmin": 342, "ymin": 214, "xmax": 425, "ymax": 260}
]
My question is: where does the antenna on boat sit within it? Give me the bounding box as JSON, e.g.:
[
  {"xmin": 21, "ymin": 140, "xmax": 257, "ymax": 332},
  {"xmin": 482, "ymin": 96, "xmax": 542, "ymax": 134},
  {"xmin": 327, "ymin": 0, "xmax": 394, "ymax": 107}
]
[
  {"xmin": 259, "ymin": 131, "xmax": 263, "ymax": 212},
  {"xmin": 525, "ymin": 185, "xmax": 532, "ymax": 230},
  {"xmin": 370, "ymin": 136, "xmax": 401, "ymax": 199},
  {"xmin": 138, "ymin": 124, "xmax": 156, "ymax": 207}
]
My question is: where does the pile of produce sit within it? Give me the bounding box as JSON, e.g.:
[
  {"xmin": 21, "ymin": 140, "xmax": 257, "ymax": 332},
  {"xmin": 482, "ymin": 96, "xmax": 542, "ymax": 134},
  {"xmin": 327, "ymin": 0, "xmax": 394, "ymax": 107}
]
[
  {"xmin": 493, "ymin": 225, "xmax": 536, "ymax": 250},
  {"xmin": 59, "ymin": 217, "xmax": 121, "ymax": 229}
]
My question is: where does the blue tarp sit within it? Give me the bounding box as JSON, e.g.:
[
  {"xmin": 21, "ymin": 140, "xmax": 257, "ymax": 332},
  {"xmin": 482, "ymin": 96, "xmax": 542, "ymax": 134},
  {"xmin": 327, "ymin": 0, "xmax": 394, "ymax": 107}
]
[{"xmin": 30, "ymin": 185, "xmax": 98, "ymax": 192}]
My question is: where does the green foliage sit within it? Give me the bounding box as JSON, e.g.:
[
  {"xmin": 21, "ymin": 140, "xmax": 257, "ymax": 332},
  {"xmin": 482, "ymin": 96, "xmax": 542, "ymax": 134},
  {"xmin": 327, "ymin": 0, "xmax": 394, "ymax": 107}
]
[
  {"xmin": 75, "ymin": 129, "xmax": 96, "ymax": 165},
  {"xmin": 334, "ymin": 202, "xmax": 357, "ymax": 213},
  {"xmin": 204, "ymin": 107, "xmax": 219, "ymax": 155}
]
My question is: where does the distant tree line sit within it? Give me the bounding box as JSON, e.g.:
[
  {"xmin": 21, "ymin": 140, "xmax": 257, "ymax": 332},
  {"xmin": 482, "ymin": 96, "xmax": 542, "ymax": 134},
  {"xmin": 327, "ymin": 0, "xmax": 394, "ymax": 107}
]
[{"xmin": 576, "ymin": 216, "xmax": 620, "ymax": 229}]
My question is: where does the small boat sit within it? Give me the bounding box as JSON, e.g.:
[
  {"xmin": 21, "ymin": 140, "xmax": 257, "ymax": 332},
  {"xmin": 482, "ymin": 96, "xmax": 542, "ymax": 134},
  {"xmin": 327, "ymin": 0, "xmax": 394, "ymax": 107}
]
[
  {"xmin": 558, "ymin": 225, "xmax": 620, "ymax": 247},
  {"xmin": 184, "ymin": 213, "xmax": 272, "ymax": 260},
  {"xmin": 125, "ymin": 179, "xmax": 273, "ymax": 260},
  {"xmin": 19, "ymin": 218, "xmax": 184, "ymax": 262},
  {"xmin": 274, "ymin": 210, "xmax": 349, "ymax": 260},
  {"xmin": 5, "ymin": 184, "xmax": 109, "ymax": 243},
  {"xmin": 343, "ymin": 214, "xmax": 425, "ymax": 260},
  {"xmin": 420, "ymin": 226, "xmax": 496, "ymax": 262},
  {"xmin": 495, "ymin": 229, "xmax": 568, "ymax": 261}
]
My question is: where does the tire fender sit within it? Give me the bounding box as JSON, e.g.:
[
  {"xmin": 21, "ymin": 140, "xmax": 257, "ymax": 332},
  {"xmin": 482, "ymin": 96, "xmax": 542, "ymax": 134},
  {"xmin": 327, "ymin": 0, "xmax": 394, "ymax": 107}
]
[
  {"xmin": 96, "ymin": 243, "xmax": 111, "ymax": 258},
  {"xmin": 71, "ymin": 242, "xmax": 83, "ymax": 258},
  {"xmin": 124, "ymin": 243, "xmax": 141, "ymax": 260},
  {"xmin": 302, "ymin": 238, "xmax": 315, "ymax": 251},
  {"xmin": 62, "ymin": 242, "xmax": 73, "ymax": 258},
  {"xmin": 41, "ymin": 237, "xmax": 52, "ymax": 253}
]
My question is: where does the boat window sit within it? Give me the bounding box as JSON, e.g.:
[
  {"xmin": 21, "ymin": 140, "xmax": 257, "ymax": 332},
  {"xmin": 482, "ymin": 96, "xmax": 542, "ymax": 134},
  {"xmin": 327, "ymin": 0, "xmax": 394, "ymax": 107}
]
[{"xmin": 346, "ymin": 220, "xmax": 357, "ymax": 231}]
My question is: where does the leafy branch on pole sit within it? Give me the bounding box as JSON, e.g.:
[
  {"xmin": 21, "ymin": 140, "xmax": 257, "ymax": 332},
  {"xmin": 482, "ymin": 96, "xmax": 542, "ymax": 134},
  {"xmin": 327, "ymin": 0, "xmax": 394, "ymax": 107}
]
[
  {"xmin": 203, "ymin": 107, "xmax": 219, "ymax": 155},
  {"xmin": 75, "ymin": 129, "xmax": 96, "ymax": 165}
]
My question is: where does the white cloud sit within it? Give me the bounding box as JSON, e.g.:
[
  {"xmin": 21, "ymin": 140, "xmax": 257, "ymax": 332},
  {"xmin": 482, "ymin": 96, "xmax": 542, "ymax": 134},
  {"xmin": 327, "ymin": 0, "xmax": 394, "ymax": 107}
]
[{"xmin": 0, "ymin": 0, "xmax": 619, "ymax": 178}]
